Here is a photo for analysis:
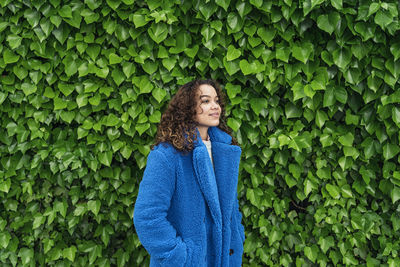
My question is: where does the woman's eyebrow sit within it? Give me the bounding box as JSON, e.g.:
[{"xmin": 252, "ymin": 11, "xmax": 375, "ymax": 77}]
[{"xmin": 200, "ymin": 95, "xmax": 219, "ymax": 98}]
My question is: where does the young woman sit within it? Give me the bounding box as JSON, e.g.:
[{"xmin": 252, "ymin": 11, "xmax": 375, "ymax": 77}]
[{"xmin": 133, "ymin": 79, "xmax": 245, "ymax": 266}]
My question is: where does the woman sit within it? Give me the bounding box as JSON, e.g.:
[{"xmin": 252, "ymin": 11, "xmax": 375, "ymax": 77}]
[{"xmin": 133, "ymin": 79, "xmax": 245, "ymax": 266}]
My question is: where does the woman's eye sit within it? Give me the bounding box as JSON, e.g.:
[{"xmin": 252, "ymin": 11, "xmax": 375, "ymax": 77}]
[{"xmin": 201, "ymin": 99, "xmax": 219, "ymax": 104}]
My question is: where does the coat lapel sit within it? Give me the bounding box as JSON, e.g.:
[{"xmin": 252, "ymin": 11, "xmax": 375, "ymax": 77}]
[
  {"xmin": 192, "ymin": 127, "xmax": 242, "ymax": 229},
  {"xmin": 212, "ymin": 141, "xmax": 241, "ymax": 221},
  {"xmin": 193, "ymin": 145, "xmax": 222, "ymax": 230},
  {"xmin": 209, "ymin": 126, "xmax": 242, "ymax": 222}
]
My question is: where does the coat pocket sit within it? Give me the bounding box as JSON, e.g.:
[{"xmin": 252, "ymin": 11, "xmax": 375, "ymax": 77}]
[
  {"xmin": 157, "ymin": 238, "xmax": 187, "ymax": 267},
  {"xmin": 183, "ymin": 238, "xmax": 203, "ymax": 266}
]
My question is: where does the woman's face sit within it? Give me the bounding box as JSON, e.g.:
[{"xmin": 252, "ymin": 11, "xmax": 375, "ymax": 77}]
[{"xmin": 195, "ymin": 84, "xmax": 221, "ymax": 128}]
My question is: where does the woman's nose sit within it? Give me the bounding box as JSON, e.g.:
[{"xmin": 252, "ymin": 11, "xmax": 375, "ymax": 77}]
[{"xmin": 212, "ymin": 101, "xmax": 219, "ymax": 108}]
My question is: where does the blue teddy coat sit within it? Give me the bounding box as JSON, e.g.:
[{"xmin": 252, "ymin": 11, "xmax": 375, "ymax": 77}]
[{"xmin": 133, "ymin": 126, "xmax": 245, "ymax": 266}]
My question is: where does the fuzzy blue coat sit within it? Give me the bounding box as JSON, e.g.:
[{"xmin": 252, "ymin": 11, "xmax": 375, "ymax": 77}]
[{"xmin": 133, "ymin": 126, "xmax": 245, "ymax": 266}]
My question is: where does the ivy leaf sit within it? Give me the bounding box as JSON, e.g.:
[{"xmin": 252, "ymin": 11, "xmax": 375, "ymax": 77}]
[
  {"xmin": 0, "ymin": 232, "xmax": 11, "ymax": 249},
  {"xmin": 227, "ymin": 45, "xmax": 241, "ymax": 61},
  {"xmin": 184, "ymin": 45, "xmax": 199, "ymax": 58},
  {"xmin": 0, "ymin": 92, "xmax": 7, "ymax": 105},
  {"xmin": 109, "ymin": 53, "xmax": 122, "ymax": 64},
  {"xmin": 63, "ymin": 246, "xmax": 77, "ymax": 262},
  {"xmin": 50, "ymin": 15, "xmax": 62, "ymax": 27},
  {"xmin": 250, "ymin": 98, "xmax": 268, "ymax": 116},
  {"xmin": 63, "ymin": 56, "xmax": 78, "ymax": 77},
  {"xmin": 225, "ymin": 83, "xmax": 241, "ymax": 99},
  {"xmin": 304, "ymin": 245, "xmax": 319, "ymax": 263},
  {"xmin": 18, "ymin": 248, "xmax": 34, "ymax": 265},
  {"xmin": 54, "ymin": 201, "xmax": 68, "ymax": 218},
  {"xmin": 148, "ymin": 23, "xmax": 168, "ymax": 44},
  {"xmin": 292, "ymin": 82, "xmax": 305, "ymax": 101},
  {"xmin": 268, "ymin": 227, "xmax": 284, "ymax": 245},
  {"xmin": 227, "ymin": 117, "xmax": 241, "ymax": 132},
  {"xmin": 104, "ymin": 114, "xmax": 120, "ymax": 127},
  {"xmin": 334, "ymin": 86, "xmax": 348, "ymax": 103},
  {"xmin": 33, "ymin": 214, "xmax": 46, "ymax": 229},
  {"xmin": 152, "ymin": 87, "xmax": 167, "ymax": 103},
  {"xmin": 250, "ymin": 0, "xmax": 263, "ymax": 8},
  {"xmin": 136, "ymin": 123, "xmax": 150, "ymax": 136},
  {"xmin": 375, "ymin": 10, "xmax": 393, "ymax": 29},
  {"xmin": 390, "ymin": 43, "xmax": 400, "ymax": 61},
  {"xmin": 285, "ymin": 103, "xmax": 302, "ymax": 119},
  {"xmin": 7, "ymin": 34, "xmax": 22, "ymax": 50},
  {"xmin": 227, "ymin": 12, "xmax": 243, "ymax": 32},
  {"xmin": 115, "ymin": 25, "xmax": 129, "ymax": 42},
  {"xmin": 149, "ymin": 110, "xmax": 161, "ymax": 123},
  {"xmin": 239, "ymin": 59, "xmax": 264, "ymax": 75},
  {"xmin": 162, "ymin": 57, "xmax": 176, "ymax": 71},
  {"xmin": 52, "ymin": 23, "xmax": 70, "ymax": 44},
  {"xmin": 21, "ymin": 83, "xmax": 37, "ymax": 96},
  {"xmin": 0, "ymin": 179, "xmax": 11, "ymax": 193},
  {"xmin": 326, "ymin": 184, "xmax": 340, "ymax": 199},
  {"xmin": 122, "ymin": 62, "xmax": 135, "ymax": 78},
  {"xmin": 385, "ymin": 59, "xmax": 400, "ymax": 79},
  {"xmin": 106, "ymin": 0, "xmax": 121, "ymax": 10},
  {"xmin": 276, "ymin": 46, "xmax": 290, "ymax": 63},
  {"xmin": 58, "ymin": 82, "xmax": 74, "ymax": 97},
  {"xmin": 86, "ymin": 44, "xmax": 101, "ymax": 61},
  {"xmin": 288, "ymin": 134, "xmax": 312, "ymax": 152},
  {"xmin": 59, "ymin": 5, "xmax": 73, "ymax": 18},
  {"xmin": 292, "ymin": 42, "xmax": 313, "ymax": 64},
  {"xmin": 257, "ymin": 27, "xmax": 276, "ymax": 44},
  {"xmin": 215, "ymin": 0, "xmax": 230, "ymax": 12},
  {"xmin": 3, "ymin": 48, "xmax": 20, "ymax": 64},
  {"xmin": 392, "ymin": 106, "xmax": 400, "ymax": 126},
  {"xmin": 391, "ymin": 186, "xmax": 400, "ymax": 204},
  {"xmin": 368, "ymin": 3, "xmax": 380, "ymax": 18},
  {"xmin": 98, "ymin": 151, "xmax": 113, "ymax": 166},
  {"xmin": 223, "ymin": 58, "xmax": 240, "ymax": 75},
  {"xmin": 383, "ymin": 143, "xmax": 400, "ymax": 160},
  {"xmin": 133, "ymin": 13, "xmax": 148, "ymax": 28},
  {"xmin": 236, "ymin": 1, "xmax": 252, "ymax": 17},
  {"xmin": 317, "ymin": 14, "xmax": 334, "ymax": 34},
  {"xmin": 332, "ymin": 47, "xmax": 351, "ymax": 70},
  {"xmin": 111, "ymin": 68, "xmax": 125, "ymax": 86},
  {"xmin": 199, "ymin": 2, "xmax": 217, "ymax": 20},
  {"xmin": 315, "ymin": 110, "xmax": 328, "ymax": 128},
  {"xmin": 24, "ymin": 9, "xmax": 40, "ymax": 27},
  {"xmin": 13, "ymin": 66, "xmax": 28, "ymax": 80},
  {"xmin": 87, "ymin": 200, "xmax": 101, "ymax": 216},
  {"xmin": 304, "ymin": 179, "xmax": 315, "ymax": 196},
  {"xmin": 0, "ymin": 21, "xmax": 8, "ymax": 32},
  {"xmin": 338, "ymin": 132, "xmax": 354, "ymax": 147},
  {"xmin": 142, "ymin": 60, "xmax": 158, "ymax": 74}
]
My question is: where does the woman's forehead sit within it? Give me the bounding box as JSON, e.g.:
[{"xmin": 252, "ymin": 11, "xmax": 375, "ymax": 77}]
[{"xmin": 197, "ymin": 84, "xmax": 217, "ymax": 97}]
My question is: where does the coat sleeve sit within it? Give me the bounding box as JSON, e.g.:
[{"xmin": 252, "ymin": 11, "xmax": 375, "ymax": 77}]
[
  {"xmin": 133, "ymin": 149, "xmax": 187, "ymax": 265},
  {"xmin": 234, "ymin": 191, "xmax": 245, "ymax": 243}
]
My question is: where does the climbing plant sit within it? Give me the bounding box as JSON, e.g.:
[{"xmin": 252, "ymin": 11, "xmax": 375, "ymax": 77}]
[{"xmin": 0, "ymin": 0, "xmax": 400, "ymax": 266}]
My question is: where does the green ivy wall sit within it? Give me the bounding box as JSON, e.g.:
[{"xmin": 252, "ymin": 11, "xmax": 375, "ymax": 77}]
[{"xmin": 1, "ymin": 0, "xmax": 400, "ymax": 266}]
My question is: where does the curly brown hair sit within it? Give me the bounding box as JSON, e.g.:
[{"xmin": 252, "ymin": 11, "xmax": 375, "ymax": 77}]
[{"xmin": 151, "ymin": 79, "xmax": 239, "ymax": 153}]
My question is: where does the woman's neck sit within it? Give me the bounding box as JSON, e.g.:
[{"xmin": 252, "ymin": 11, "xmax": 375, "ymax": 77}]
[{"xmin": 197, "ymin": 126, "xmax": 209, "ymax": 141}]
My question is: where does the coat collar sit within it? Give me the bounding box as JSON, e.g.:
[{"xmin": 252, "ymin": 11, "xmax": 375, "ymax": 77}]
[
  {"xmin": 192, "ymin": 127, "xmax": 241, "ymax": 231},
  {"xmin": 193, "ymin": 126, "xmax": 232, "ymax": 147}
]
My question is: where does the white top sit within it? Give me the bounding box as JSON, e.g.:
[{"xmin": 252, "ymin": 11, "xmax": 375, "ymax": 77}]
[{"xmin": 203, "ymin": 139, "xmax": 213, "ymax": 166}]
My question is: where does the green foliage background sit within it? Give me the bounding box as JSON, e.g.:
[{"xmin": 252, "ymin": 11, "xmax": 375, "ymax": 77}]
[{"xmin": 1, "ymin": 0, "xmax": 400, "ymax": 266}]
